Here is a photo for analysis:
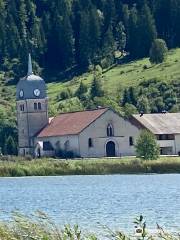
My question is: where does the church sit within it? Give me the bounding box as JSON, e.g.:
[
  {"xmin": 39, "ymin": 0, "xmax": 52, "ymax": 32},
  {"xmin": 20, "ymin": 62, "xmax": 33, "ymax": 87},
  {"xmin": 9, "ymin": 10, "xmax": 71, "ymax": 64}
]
[{"xmin": 16, "ymin": 55, "xmax": 180, "ymax": 158}]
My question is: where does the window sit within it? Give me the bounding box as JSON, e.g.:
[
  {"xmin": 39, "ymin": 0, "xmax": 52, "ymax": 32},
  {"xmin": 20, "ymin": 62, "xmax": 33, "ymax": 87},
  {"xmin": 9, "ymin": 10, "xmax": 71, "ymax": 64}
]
[
  {"xmin": 20, "ymin": 104, "xmax": 24, "ymax": 111},
  {"xmin": 34, "ymin": 102, "xmax": 42, "ymax": 110},
  {"xmin": 64, "ymin": 140, "xmax": 70, "ymax": 151},
  {"xmin": 157, "ymin": 134, "xmax": 175, "ymax": 140},
  {"xmin": 34, "ymin": 103, "xmax": 37, "ymax": 110},
  {"xmin": 88, "ymin": 138, "xmax": 93, "ymax": 148},
  {"xmin": 43, "ymin": 141, "xmax": 54, "ymax": 151},
  {"xmin": 107, "ymin": 124, "xmax": 114, "ymax": 137},
  {"xmin": 129, "ymin": 137, "xmax": 134, "ymax": 146},
  {"xmin": 38, "ymin": 102, "xmax": 42, "ymax": 110}
]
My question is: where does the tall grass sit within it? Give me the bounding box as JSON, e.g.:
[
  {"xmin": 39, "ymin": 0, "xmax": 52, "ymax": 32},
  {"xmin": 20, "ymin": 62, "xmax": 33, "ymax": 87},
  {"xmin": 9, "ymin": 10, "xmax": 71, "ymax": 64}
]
[
  {"xmin": 0, "ymin": 156, "xmax": 180, "ymax": 177},
  {"xmin": 0, "ymin": 213, "xmax": 179, "ymax": 240}
]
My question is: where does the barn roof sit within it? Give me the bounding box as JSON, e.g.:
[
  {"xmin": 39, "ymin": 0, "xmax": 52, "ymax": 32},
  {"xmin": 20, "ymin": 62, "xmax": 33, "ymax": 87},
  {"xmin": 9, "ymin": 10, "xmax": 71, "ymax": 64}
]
[
  {"xmin": 38, "ymin": 108, "xmax": 108, "ymax": 138},
  {"xmin": 132, "ymin": 113, "xmax": 180, "ymax": 134}
]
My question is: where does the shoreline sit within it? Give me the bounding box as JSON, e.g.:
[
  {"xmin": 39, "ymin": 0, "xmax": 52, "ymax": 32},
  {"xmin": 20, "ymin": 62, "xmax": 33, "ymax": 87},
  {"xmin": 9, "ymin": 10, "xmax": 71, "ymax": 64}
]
[{"xmin": 0, "ymin": 156, "xmax": 180, "ymax": 177}]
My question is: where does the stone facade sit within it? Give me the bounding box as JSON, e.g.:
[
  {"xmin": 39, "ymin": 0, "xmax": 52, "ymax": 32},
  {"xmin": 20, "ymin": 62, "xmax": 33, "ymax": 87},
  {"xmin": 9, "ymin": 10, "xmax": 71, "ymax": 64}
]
[
  {"xmin": 16, "ymin": 55, "xmax": 48, "ymax": 156},
  {"xmin": 35, "ymin": 109, "xmax": 140, "ymax": 158},
  {"xmin": 78, "ymin": 110, "xmax": 139, "ymax": 157}
]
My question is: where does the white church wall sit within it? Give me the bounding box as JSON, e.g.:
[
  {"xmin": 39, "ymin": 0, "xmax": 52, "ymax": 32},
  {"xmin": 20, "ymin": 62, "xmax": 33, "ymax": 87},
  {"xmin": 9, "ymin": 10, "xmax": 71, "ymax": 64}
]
[
  {"xmin": 79, "ymin": 109, "xmax": 140, "ymax": 158},
  {"xmin": 175, "ymin": 134, "xmax": 180, "ymax": 155},
  {"xmin": 36, "ymin": 135, "xmax": 80, "ymax": 157}
]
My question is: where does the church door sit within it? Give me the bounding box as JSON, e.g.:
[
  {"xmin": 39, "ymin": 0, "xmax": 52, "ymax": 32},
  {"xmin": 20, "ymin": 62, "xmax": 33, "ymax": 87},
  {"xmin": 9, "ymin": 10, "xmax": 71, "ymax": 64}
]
[{"xmin": 106, "ymin": 141, "xmax": 116, "ymax": 157}]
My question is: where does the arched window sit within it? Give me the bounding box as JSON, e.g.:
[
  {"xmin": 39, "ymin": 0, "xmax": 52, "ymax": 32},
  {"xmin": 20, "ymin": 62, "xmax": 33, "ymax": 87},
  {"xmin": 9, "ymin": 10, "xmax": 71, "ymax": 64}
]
[
  {"xmin": 34, "ymin": 103, "xmax": 37, "ymax": 110},
  {"xmin": 88, "ymin": 138, "xmax": 93, "ymax": 148},
  {"xmin": 38, "ymin": 102, "xmax": 42, "ymax": 110},
  {"xmin": 107, "ymin": 124, "xmax": 114, "ymax": 137}
]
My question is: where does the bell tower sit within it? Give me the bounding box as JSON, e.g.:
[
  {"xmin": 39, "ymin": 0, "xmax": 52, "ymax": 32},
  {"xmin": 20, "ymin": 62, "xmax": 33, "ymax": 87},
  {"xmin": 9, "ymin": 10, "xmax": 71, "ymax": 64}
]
[{"xmin": 16, "ymin": 54, "xmax": 48, "ymax": 156}]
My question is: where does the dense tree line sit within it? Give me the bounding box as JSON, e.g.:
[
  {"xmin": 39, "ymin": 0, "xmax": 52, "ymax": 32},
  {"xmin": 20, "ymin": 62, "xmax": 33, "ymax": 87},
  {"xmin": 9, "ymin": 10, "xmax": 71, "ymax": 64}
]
[
  {"xmin": 1, "ymin": 0, "xmax": 180, "ymax": 80},
  {"xmin": 121, "ymin": 78, "xmax": 180, "ymax": 116}
]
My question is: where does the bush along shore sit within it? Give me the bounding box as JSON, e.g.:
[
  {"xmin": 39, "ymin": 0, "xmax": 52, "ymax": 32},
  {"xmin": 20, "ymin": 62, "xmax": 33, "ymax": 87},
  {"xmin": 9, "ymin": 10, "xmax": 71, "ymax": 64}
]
[
  {"xmin": 0, "ymin": 213, "xmax": 179, "ymax": 240},
  {"xmin": 0, "ymin": 156, "xmax": 180, "ymax": 177}
]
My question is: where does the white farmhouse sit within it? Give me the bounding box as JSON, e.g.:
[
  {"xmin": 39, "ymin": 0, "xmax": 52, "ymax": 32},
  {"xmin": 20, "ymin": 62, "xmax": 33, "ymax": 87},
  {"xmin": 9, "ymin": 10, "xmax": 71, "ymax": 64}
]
[{"xmin": 131, "ymin": 113, "xmax": 180, "ymax": 155}]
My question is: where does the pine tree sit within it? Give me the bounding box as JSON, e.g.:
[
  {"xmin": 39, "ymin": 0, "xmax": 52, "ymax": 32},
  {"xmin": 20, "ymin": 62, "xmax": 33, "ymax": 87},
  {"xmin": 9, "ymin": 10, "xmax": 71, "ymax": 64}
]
[
  {"xmin": 26, "ymin": 0, "xmax": 45, "ymax": 59},
  {"xmin": 103, "ymin": 0, "xmax": 116, "ymax": 31},
  {"xmin": 127, "ymin": 5, "xmax": 138, "ymax": 58},
  {"xmin": 136, "ymin": 3, "xmax": 157, "ymax": 58},
  {"xmin": 76, "ymin": 81, "xmax": 88, "ymax": 99},
  {"xmin": 102, "ymin": 25, "xmax": 115, "ymax": 58},
  {"xmin": 129, "ymin": 87, "xmax": 137, "ymax": 105},
  {"xmin": 154, "ymin": 0, "xmax": 171, "ymax": 46},
  {"xmin": 77, "ymin": 10, "xmax": 91, "ymax": 69},
  {"xmin": 5, "ymin": 13, "xmax": 22, "ymax": 58},
  {"xmin": 18, "ymin": 0, "xmax": 28, "ymax": 58},
  {"xmin": 137, "ymin": 96, "xmax": 150, "ymax": 113},
  {"xmin": 0, "ymin": 0, "xmax": 6, "ymax": 61},
  {"xmin": 91, "ymin": 74, "xmax": 104, "ymax": 99},
  {"xmin": 122, "ymin": 89, "xmax": 131, "ymax": 106},
  {"xmin": 4, "ymin": 135, "xmax": 17, "ymax": 156},
  {"xmin": 46, "ymin": 3, "xmax": 73, "ymax": 70},
  {"xmin": 114, "ymin": 21, "xmax": 126, "ymax": 50},
  {"xmin": 89, "ymin": 6, "xmax": 101, "ymax": 63}
]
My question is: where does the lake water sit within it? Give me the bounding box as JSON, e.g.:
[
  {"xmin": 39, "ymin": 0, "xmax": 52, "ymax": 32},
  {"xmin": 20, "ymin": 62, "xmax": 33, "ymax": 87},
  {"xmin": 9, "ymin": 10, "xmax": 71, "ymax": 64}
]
[{"xmin": 0, "ymin": 174, "xmax": 180, "ymax": 233}]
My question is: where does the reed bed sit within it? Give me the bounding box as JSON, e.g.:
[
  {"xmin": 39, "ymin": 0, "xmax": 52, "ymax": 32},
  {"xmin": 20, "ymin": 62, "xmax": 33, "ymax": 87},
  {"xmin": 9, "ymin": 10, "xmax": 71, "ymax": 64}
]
[
  {"xmin": 0, "ymin": 213, "xmax": 179, "ymax": 240},
  {"xmin": 0, "ymin": 156, "xmax": 180, "ymax": 177}
]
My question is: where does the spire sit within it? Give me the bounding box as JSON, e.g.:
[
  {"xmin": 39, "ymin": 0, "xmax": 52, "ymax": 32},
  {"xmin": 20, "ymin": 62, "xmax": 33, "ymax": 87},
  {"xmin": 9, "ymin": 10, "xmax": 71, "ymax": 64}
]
[{"xmin": 27, "ymin": 53, "xmax": 33, "ymax": 76}]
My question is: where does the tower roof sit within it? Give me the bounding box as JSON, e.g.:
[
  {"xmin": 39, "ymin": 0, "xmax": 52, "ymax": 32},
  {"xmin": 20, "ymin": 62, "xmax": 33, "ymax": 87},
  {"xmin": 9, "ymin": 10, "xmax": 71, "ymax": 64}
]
[
  {"xmin": 16, "ymin": 54, "xmax": 47, "ymax": 100},
  {"xmin": 23, "ymin": 54, "xmax": 43, "ymax": 81}
]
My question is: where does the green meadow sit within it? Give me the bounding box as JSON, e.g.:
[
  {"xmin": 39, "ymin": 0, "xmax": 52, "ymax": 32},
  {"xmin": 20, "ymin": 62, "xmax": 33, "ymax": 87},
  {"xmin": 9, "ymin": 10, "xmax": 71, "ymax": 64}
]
[
  {"xmin": 47, "ymin": 48, "xmax": 180, "ymax": 112},
  {"xmin": 1, "ymin": 48, "xmax": 180, "ymax": 117}
]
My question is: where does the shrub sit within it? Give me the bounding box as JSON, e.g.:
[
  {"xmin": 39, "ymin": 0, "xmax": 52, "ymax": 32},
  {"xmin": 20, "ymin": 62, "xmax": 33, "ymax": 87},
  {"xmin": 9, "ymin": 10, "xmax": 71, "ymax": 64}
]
[
  {"xmin": 143, "ymin": 65, "xmax": 148, "ymax": 70},
  {"xmin": 55, "ymin": 149, "xmax": 79, "ymax": 159},
  {"xmin": 124, "ymin": 103, "xmax": 138, "ymax": 118},
  {"xmin": 136, "ymin": 130, "xmax": 160, "ymax": 160},
  {"xmin": 59, "ymin": 88, "xmax": 72, "ymax": 100},
  {"xmin": 149, "ymin": 39, "xmax": 168, "ymax": 64}
]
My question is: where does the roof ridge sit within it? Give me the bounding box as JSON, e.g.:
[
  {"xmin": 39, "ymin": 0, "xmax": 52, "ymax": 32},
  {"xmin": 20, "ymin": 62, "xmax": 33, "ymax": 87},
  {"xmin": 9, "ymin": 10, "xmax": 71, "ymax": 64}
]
[
  {"xmin": 133, "ymin": 112, "xmax": 180, "ymax": 116},
  {"xmin": 37, "ymin": 107, "xmax": 110, "ymax": 138},
  {"xmin": 56, "ymin": 107, "xmax": 109, "ymax": 116}
]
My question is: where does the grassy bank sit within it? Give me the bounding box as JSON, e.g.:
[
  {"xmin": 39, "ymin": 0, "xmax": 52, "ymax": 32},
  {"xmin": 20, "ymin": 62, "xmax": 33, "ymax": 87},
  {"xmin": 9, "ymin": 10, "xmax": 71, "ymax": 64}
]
[
  {"xmin": 0, "ymin": 213, "xmax": 179, "ymax": 240},
  {"xmin": 0, "ymin": 156, "xmax": 180, "ymax": 177}
]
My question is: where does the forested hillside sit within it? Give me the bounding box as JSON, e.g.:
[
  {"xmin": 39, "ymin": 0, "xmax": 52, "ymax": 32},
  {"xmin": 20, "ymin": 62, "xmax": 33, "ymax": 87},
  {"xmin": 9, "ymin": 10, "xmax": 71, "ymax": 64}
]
[{"xmin": 1, "ymin": 0, "xmax": 180, "ymax": 81}]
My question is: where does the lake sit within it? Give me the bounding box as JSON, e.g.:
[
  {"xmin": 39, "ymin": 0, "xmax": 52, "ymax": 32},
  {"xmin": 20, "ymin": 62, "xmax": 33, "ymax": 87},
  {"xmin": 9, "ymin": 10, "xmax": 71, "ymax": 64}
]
[{"xmin": 0, "ymin": 174, "xmax": 180, "ymax": 233}]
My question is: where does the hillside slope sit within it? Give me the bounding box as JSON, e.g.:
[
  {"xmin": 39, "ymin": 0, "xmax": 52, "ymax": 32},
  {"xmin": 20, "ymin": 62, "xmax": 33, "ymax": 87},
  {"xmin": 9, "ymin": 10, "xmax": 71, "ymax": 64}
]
[
  {"xmin": 0, "ymin": 48, "xmax": 180, "ymax": 120},
  {"xmin": 47, "ymin": 48, "xmax": 180, "ymax": 113}
]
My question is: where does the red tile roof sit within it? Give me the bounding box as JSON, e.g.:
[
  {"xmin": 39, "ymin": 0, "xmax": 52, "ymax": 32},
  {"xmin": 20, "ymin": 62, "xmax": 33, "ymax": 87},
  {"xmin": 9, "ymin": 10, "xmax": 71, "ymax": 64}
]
[{"xmin": 38, "ymin": 108, "xmax": 108, "ymax": 138}]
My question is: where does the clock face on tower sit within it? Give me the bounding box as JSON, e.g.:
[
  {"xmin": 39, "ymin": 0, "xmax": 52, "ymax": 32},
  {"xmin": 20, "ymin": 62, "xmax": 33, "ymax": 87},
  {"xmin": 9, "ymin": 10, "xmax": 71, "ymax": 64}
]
[
  {"xmin": 19, "ymin": 90, "xmax": 24, "ymax": 98},
  {"xmin": 34, "ymin": 89, "xmax": 40, "ymax": 97}
]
